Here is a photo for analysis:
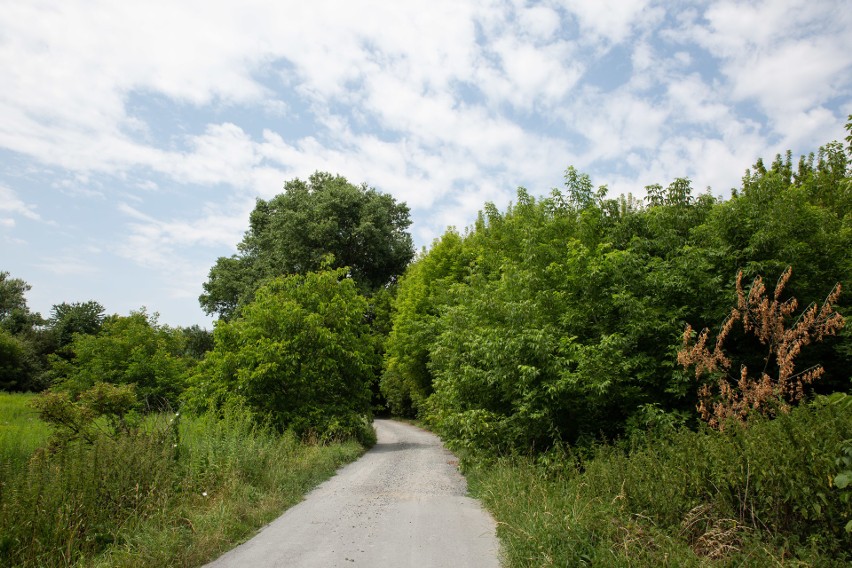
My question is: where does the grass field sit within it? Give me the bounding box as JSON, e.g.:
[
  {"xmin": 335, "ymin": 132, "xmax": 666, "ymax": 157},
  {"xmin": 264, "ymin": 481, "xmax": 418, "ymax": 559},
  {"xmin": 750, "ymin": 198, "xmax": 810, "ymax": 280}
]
[{"xmin": 0, "ymin": 392, "xmax": 52, "ymax": 469}]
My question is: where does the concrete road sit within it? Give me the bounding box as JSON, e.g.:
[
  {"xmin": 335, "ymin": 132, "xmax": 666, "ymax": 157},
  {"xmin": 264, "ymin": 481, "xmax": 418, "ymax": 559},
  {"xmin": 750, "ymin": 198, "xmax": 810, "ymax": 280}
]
[{"xmin": 203, "ymin": 419, "xmax": 501, "ymax": 568}]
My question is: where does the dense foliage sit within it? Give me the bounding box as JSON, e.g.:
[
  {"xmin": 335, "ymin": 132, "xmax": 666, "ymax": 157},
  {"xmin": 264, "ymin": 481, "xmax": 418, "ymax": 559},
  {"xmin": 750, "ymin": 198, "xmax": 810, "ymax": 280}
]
[
  {"xmin": 0, "ymin": 272, "xmax": 47, "ymax": 391},
  {"xmin": 185, "ymin": 269, "xmax": 377, "ymax": 443},
  {"xmin": 47, "ymin": 310, "xmax": 194, "ymax": 408},
  {"xmin": 383, "ymin": 135, "xmax": 852, "ymax": 454},
  {"xmin": 199, "ymin": 171, "xmax": 414, "ymax": 320},
  {"xmin": 0, "ymin": 273, "xmax": 214, "ymax": 398}
]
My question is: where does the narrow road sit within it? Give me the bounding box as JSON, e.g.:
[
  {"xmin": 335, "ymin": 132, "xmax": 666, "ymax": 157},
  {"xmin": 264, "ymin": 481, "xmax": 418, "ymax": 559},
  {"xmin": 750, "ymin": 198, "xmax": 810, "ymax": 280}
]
[{"xmin": 203, "ymin": 419, "xmax": 501, "ymax": 568}]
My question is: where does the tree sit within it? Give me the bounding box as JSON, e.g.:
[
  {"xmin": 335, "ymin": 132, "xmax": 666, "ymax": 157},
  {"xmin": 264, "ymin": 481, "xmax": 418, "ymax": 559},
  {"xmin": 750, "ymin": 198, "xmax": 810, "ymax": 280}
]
[
  {"xmin": 0, "ymin": 271, "xmax": 40, "ymax": 335},
  {"xmin": 381, "ymin": 230, "xmax": 473, "ymax": 417},
  {"xmin": 185, "ymin": 268, "xmax": 376, "ymax": 443},
  {"xmin": 49, "ymin": 310, "xmax": 190, "ymax": 407},
  {"xmin": 0, "ymin": 328, "xmax": 37, "ymax": 391},
  {"xmin": 176, "ymin": 324, "xmax": 214, "ymax": 360},
  {"xmin": 49, "ymin": 301, "xmax": 105, "ymax": 352},
  {"xmin": 200, "ymin": 172, "xmax": 414, "ymax": 320},
  {"xmin": 0, "ymin": 272, "xmax": 48, "ymax": 391}
]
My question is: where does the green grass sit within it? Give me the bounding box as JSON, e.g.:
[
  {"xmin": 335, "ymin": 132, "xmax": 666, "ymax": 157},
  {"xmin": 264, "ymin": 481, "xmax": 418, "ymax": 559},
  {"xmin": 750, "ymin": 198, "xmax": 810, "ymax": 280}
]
[
  {"xmin": 0, "ymin": 396, "xmax": 366, "ymax": 567},
  {"xmin": 0, "ymin": 393, "xmax": 53, "ymax": 469},
  {"xmin": 465, "ymin": 397, "xmax": 852, "ymax": 567}
]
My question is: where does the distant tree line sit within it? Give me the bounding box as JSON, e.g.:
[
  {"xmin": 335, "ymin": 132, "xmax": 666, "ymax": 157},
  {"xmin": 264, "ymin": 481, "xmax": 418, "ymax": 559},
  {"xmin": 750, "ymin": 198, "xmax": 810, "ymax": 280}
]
[{"xmin": 0, "ymin": 277, "xmax": 213, "ymax": 403}]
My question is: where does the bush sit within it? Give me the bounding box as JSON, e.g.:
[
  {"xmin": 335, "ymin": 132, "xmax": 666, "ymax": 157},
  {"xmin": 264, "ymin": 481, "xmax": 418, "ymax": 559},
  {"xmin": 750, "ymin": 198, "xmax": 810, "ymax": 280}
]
[
  {"xmin": 0, "ymin": 400, "xmax": 364, "ymax": 568},
  {"xmin": 184, "ymin": 268, "xmax": 376, "ymax": 442},
  {"xmin": 47, "ymin": 310, "xmax": 190, "ymax": 408},
  {"xmin": 467, "ymin": 397, "xmax": 852, "ymax": 566}
]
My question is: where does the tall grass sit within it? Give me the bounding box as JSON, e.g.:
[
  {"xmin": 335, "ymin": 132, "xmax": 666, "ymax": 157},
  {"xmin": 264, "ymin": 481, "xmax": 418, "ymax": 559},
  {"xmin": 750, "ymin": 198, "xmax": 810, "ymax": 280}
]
[
  {"xmin": 0, "ymin": 397, "xmax": 364, "ymax": 567},
  {"xmin": 466, "ymin": 397, "xmax": 852, "ymax": 567}
]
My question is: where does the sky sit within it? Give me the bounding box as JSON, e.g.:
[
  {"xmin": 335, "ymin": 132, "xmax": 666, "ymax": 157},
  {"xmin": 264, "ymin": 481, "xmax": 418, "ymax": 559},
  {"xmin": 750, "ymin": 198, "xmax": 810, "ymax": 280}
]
[{"xmin": 1, "ymin": 0, "xmax": 850, "ymax": 329}]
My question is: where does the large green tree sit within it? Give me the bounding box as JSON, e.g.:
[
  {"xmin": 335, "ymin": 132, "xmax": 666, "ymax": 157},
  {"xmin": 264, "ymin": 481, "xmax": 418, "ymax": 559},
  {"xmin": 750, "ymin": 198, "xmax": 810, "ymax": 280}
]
[
  {"xmin": 200, "ymin": 172, "xmax": 414, "ymax": 320},
  {"xmin": 0, "ymin": 271, "xmax": 40, "ymax": 336},
  {"xmin": 0, "ymin": 271, "xmax": 48, "ymax": 391},
  {"xmin": 381, "ymin": 230, "xmax": 473, "ymax": 417}
]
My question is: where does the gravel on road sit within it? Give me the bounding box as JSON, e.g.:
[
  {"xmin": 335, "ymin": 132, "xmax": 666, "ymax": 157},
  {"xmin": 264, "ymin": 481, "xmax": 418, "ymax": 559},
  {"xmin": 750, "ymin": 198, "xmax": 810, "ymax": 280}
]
[{"xmin": 203, "ymin": 419, "xmax": 501, "ymax": 568}]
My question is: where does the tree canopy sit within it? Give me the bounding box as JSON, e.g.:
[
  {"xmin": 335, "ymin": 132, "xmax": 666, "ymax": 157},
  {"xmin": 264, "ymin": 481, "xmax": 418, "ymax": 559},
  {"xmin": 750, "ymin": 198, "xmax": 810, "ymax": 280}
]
[
  {"xmin": 49, "ymin": 301, "xmax": 105, "ymax": 352},
  {"xmin": 0, "ymin": 271, "xmax": 40, "ymax": 336},
  {"xmin": 200, "ymin": 172, "xmax": 414, "ymax": 320}
]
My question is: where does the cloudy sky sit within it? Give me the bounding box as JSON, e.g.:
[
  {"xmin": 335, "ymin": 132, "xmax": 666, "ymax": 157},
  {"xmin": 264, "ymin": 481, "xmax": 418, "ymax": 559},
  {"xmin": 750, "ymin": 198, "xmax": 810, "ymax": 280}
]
[{"xmin": 1, "ymin": 0, "xmax": 850, "ymax": 328}]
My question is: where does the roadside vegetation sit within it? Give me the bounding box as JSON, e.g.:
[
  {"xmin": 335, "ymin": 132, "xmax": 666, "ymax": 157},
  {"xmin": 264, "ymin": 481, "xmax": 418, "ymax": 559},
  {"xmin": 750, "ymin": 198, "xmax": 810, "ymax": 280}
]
[
  {"xmin": 0, "ymin": 174, "xmax": 409, "ymax": 567},
  {"xmin": 382, "ymin": 117, "xmax": 852, "ymax": 565},
  {"xmin": 467, "ymin": 395, "xmax": 852, "ymax": 566},
  {"xmin": 1, "ymin": 119, "xmax": 851, "ymax": 566},
  {"xmin": 0, "ymin": 391, "xmax": 362, "ymax": 568}
]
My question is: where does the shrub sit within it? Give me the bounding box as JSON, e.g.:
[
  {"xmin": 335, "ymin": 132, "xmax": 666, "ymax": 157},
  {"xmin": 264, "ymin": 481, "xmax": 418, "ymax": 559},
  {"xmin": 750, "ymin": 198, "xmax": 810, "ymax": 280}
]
[
  {"xmin": 679, "ymin": 267, "xmax": 845, "ymax": 429},
  {"xmin": 468, "ymin": 398, "xmax": 852, "ymax": 566},
  {"xmin": 47, "ymin": 310, "xmax": 190, "ymax": 408},
  {"xmin": 184, "ymin": 268, "xmax": 376, "ymax": 443}
]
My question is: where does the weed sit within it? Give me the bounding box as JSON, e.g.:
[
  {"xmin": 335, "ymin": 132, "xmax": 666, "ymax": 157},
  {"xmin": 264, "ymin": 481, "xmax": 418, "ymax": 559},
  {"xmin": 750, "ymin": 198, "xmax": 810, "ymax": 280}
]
[
  {"xmin": 679, "ymin": 267, "xmax": 845, "ymax": 429},
  {"xmin": 0, "ymin": 394, "xmax": 365, "ymax": 567},
  {"xmin": 467, "ymin": 400, "xmax": 852, "ymax": 566}
]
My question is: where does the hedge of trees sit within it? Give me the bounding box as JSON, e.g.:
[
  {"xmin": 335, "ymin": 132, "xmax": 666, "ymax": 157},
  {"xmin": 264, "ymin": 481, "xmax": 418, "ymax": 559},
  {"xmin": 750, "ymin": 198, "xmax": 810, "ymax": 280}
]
[{"xmin": 382, "ymin": 128, "xmax": 851, "ymax": 453}]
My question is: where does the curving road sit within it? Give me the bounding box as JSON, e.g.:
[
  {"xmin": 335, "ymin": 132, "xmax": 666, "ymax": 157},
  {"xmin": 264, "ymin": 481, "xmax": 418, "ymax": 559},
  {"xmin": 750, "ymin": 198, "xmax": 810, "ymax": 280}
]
[{"xmin": 203, "ymin": 419, "xmax": 501, "ymax": 568}]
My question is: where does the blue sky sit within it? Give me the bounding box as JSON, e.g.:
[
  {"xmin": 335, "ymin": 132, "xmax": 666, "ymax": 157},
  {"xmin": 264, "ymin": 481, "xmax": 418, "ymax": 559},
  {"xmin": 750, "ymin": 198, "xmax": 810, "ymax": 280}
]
[{"xmin": 1, "ymin": 0, "xmax": 850, "ymax": 328}]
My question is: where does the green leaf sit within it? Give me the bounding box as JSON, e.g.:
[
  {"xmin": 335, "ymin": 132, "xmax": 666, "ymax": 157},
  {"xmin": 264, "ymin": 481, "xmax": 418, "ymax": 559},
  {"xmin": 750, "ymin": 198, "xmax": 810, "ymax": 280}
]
[{"xmin": 835, "ymin": 472, "xmax": 852, "ymax": 489}]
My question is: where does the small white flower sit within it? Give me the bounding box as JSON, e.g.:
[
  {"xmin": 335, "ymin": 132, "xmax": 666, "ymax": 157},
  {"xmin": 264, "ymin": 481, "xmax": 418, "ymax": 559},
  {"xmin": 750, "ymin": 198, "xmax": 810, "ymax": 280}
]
[
  {"xmin": 172, "ymin": 444, "xmax": 178, "ymax": 448},
  {"xmin": 202, "ymin": 491, "xmax": 208, "ymax": 497}
]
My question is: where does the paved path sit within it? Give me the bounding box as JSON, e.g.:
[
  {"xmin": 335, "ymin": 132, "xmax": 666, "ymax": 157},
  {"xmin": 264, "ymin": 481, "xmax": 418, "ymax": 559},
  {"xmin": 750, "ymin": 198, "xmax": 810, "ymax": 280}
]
[{"xmin": 203, "ymin": 419, "xmax": 500, "ymax": 568}]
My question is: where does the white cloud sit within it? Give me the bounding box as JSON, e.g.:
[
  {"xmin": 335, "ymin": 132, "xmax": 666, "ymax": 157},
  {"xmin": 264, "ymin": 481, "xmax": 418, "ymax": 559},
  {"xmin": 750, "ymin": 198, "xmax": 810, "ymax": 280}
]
[
  {"xmin": 479, "ymin": 36, "xmax": 583, "ymax": 109},
  {"xmin": 0, "ymin": 185, "xmax": 41, "ymax": 220},
  {"xmin": 517, "ymin": 5, "xmax": 561, "ymax": 40},
  {"xmin": 672, "ymin": 0, "xmax": 852, "ymax": 140},
  {"xmin": 666, "ymin": 73, "xmax": 729, "ymax": 124},
  {"xmin": 33, "ymin": 257, "xmax": 99, "ymax": 276},
  {"xmin": 166, "ymin": 123, "xmax": 260, "ymax": 187},
  {"xmin": 111, "ymin": 197, "xmax": 257, "ymax": 310},
  {"xmin": 570, "ymin": 88, "xmax": 669, "ymax": 163},
  {"xmin": 555, "ymin": 0, "xmax": 655, "ymax": 45},
  {"xmin": 116, "ymin": 199, "xmax": 252, "ymax": 266}
]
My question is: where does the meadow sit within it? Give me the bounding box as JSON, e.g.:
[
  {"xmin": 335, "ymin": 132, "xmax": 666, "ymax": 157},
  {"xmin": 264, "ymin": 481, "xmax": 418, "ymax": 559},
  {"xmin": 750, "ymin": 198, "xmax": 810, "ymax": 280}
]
[{"xmin": 0, "ymin": 393, "xmax": 53, "ymax": 470}]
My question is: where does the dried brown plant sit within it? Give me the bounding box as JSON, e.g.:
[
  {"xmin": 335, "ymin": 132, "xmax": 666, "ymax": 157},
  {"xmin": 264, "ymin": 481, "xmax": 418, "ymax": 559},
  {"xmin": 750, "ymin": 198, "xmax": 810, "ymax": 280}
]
[
  {"xmin": 678, "ymin": 267, "xmax": 845, "ymax": 429},
  {"xmin": 680, "ymin": 503, "xmax": 749, "ymax": 560}
]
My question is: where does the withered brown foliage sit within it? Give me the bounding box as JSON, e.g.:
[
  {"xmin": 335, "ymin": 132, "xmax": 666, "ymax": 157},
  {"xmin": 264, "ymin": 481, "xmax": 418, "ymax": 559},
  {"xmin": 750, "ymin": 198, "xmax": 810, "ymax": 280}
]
[{"xmin": 678, "ymin": 267, "xmax": 845, "ymax": 429}]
